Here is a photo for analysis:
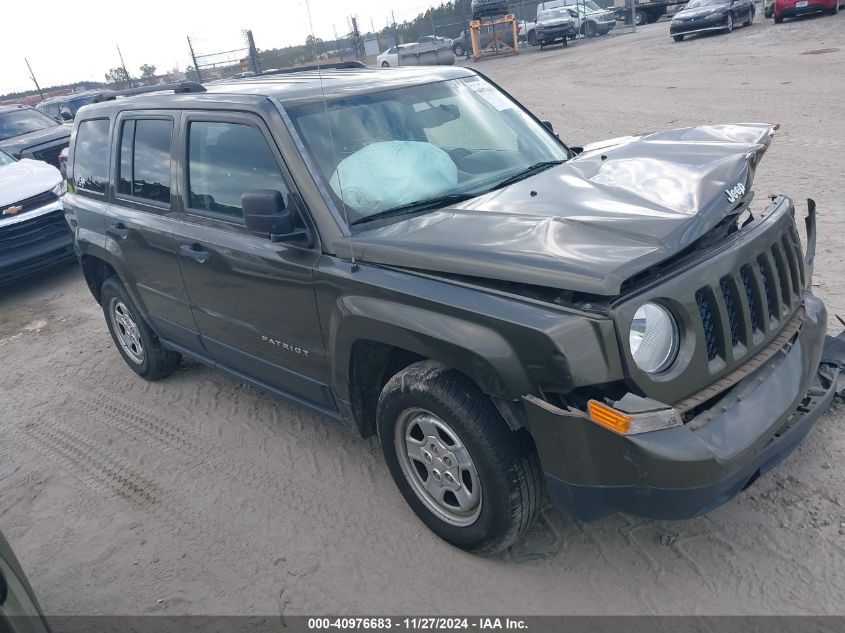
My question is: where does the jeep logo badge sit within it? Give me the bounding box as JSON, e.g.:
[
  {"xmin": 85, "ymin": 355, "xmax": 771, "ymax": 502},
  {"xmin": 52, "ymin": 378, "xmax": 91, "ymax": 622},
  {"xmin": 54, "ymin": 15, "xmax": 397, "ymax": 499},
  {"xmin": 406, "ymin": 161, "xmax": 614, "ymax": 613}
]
[
  {"xmin": 725, "ymin": 182, "xmax": 746, "ymax": 204},
  {"xmin": 2, "ymin": 205, "xmax": 22, "ymax": 216}
]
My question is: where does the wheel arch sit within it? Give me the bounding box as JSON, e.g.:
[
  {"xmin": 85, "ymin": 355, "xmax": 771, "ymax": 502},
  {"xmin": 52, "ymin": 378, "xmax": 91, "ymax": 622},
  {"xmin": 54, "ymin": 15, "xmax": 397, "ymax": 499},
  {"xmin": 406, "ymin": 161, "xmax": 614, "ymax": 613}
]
[{"xmin": 331, "ymin": 297, "xmax": 534, "ymax": 437}]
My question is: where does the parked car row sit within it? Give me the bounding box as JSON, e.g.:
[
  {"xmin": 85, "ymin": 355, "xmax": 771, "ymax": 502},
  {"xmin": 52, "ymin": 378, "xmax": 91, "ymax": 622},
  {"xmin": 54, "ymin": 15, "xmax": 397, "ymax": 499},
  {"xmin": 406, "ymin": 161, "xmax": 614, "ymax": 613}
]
[{"xmin": 671, "ymin": 0, "xmax": 842, "ymax": 40}]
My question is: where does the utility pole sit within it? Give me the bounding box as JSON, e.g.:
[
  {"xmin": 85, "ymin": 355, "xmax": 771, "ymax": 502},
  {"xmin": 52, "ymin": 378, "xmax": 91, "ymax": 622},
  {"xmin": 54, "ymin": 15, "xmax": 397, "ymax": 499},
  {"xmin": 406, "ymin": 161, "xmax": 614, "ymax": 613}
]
[
  {"xmin": 24, "ymin": 58, "xmax": 44, "ymax": 100},
  {"xmin": 431, "ymin": 7, "xmax": 436, "ymax": 37},
  {"xmin": 245, "ymin": 29, "xmax": 261, "ymax": 74},
  {"xmin": 116, "ymin": 45, "xmax": 132, "ymax": 87},
  {"xmin": 391, "ymin": 10, "xmax": 401, "ymax": 66},
  {"xmin": 187, "ymin": 36, "xmax": 202, "ymax": 83},
  {"xmin": 351, "ymin": 16, "xmax": 361, "ymax": 61}
]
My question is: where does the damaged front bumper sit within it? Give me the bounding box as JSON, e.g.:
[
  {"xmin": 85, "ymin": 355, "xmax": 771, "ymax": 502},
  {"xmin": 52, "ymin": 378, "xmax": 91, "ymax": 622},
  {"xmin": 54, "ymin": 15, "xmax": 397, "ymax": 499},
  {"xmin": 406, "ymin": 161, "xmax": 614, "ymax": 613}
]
[{"xmin": 524, "ymin": 292, "xmax": 844, "ymax": 520}]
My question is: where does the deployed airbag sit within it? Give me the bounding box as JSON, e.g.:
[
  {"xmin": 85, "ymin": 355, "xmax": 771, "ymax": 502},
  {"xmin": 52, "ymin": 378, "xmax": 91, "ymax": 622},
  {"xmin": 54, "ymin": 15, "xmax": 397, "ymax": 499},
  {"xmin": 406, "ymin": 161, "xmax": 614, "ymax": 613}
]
[{"xmin": 329, "ymin": 141, "xmax": 458, "ymax": 214}]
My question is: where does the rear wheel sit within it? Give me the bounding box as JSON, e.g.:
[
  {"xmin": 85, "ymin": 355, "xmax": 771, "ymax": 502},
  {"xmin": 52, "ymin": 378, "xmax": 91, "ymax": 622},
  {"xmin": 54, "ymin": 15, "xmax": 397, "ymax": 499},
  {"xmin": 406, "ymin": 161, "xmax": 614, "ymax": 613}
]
[
  {"xmin": 377, "ymin": 361, "xmax": 544, "ymax": 553},
  {"xmin": 586, "ymin": 22, "xmax": 598, "ymax": 37},
  {"xmin": 774, "ymin": 13, "xmax": 784, "ymax": 22},
  {"xmin": 635, "ymin": 9, "xmax": 646, "ymax": 25},
  {"xmin": 528, "ymin": 30, "xmax": 538, "ymax": 46},
  {"xmin": 452, "ymin": 43, "xmax": 465, "ymax": 57},
  {"xmin": 726, "ymin": 12, "xmax": 734, "ymax": 31},
  {"xmin": 381, "ymin": 61, "xmax": 390, "ymax": 67},
  {"xmin": 101, "ymin": 277, "xmax": 181, "ymax": 380},
  {"xmin": 673, "ymin": 34, "xmax": 685, "ymax": 41}
]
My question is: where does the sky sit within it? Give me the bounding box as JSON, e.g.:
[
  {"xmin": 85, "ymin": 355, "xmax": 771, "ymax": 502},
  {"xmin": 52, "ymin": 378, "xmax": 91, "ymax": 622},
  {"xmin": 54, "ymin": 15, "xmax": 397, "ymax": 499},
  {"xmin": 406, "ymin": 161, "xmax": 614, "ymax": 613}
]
[{"xmin": 3, "ymin": 0, "xmax": 441, "ymax": 95}]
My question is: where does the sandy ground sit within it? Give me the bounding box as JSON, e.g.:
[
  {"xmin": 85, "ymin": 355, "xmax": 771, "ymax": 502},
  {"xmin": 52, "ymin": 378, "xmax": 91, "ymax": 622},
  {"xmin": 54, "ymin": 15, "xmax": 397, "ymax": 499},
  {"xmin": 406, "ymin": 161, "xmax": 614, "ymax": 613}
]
[{"xmin": 2, "ymin": 12, "xmax": 845, "ymax": 617}]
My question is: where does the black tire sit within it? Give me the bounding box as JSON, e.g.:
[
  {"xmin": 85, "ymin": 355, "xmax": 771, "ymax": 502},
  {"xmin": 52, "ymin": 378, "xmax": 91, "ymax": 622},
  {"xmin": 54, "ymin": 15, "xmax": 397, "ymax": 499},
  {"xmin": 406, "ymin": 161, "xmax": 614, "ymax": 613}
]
[
  {"xmin": 726, "ymin": 12, "xmax": 734, "ymax": 31},
  {"xmin": 774, "ymin": 14, "xmax": 783, "ymax": 22},
  {"xmin": 100, "ymin": 277, "xmax": 181, "ymax": 380},
  {"xmin": 673, "ymin": 34, "xmax": 684, "ymax": 41},
  {"xmin": 765, "ymin": 6, "xmax": 773, "ymax": 18},
  {"xmin": 381, "ymin": 61, "xmax": 390, "ymax": 67},
  {"xmin": 744, "ymin": 7, "xmax": 754, "ymax": 25},
  {"xmin": 527, "ymin": 30, "xmax": 537, "ymax": 46},
  {"xmin": 377, "ymin": 361, "xmax": 544, "ymax": 554},
  {"xmin": 586, "ymin": 22, "xmax": 598, "ymax": 37},
  {"xmin": 635, "ymin": 9, "xmax": 646, "ymax": 25},
  {"xmin": 452, "ymin": 43, "xmax": 465, "ymax": 57}
]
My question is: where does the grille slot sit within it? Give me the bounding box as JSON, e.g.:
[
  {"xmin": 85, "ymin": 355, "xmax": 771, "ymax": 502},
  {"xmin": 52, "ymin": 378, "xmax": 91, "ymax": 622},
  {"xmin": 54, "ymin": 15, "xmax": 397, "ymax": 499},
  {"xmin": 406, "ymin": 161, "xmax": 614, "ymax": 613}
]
[
  {"xmin": 740, "ymin": 265, "xmax": 762, "ymax": 333},
  {"xmin": 696, "ymin": 289, "xmax": 719, "ymax": 361},
  {"xmin": 720, "ymin": 277, "xmax": 741, "ymax": 347},
  {"xmin": 693, "ymin": 224, "xmax": 805, "ymax": 367}
]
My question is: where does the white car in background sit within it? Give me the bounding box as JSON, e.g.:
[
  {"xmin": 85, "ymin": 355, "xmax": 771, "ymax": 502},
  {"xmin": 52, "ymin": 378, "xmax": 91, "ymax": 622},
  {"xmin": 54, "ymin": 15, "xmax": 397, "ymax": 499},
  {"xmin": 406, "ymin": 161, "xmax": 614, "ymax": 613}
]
[
  {"xmin": 0, "ymin": 148, "xmax": 73, "ymax": 284},
  {"xmin": 377, "ymin": 44, "xmax": 414, "ymax": 67}
]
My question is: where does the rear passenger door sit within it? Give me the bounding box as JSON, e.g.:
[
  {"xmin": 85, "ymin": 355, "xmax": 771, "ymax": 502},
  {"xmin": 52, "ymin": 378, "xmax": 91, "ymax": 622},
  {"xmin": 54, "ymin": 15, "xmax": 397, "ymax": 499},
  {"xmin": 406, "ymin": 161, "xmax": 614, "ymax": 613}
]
[
  {"xmin": 107, "ymin": 112, "xmax": 200, "ymax": 350},
  {"xmin": 173, "ymin": 111, "xmax": 331, "ymax": 409}
]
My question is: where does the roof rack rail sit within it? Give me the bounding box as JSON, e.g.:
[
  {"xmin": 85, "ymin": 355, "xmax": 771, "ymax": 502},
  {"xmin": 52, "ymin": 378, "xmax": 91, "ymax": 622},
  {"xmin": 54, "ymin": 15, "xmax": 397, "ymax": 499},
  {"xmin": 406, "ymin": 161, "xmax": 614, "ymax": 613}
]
[
  {"xmin": 259, "ymin": 61, "xmax": 366, "ymax": 76},
  {"xmin": 93, "ymin": 81, "xmax": 207, "ymax": 102}
]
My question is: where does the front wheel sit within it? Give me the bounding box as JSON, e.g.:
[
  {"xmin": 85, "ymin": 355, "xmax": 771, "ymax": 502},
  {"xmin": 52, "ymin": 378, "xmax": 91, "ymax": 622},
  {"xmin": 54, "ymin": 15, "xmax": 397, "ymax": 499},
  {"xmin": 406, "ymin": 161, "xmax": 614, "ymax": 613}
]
[
  {"xmin": 635, "ymin": 9, "xmax": 646, "ymax": 25},
  {"xmin": 744, "ymin": 7, "xmax": 754, "ymax": 25},
  {"xmin": 377, "ymin": 361, "xmax": 544, "ymax": 554},
  {"xmin": 673, "ymin": 34, "xmax": 685, "ymax": 41},
  {"xmin": 453, "ymin": 43, "xmax": 465, "ymax": 57},
  {"xmin": 726, "ymin": 12, "xmax": 734, "ymax": 31},
  {"xmin": 527, "ymin": 30, "xmax": 537, "ymax": 46},
  {"xmin": 101, "ymin": 277, "xmax": 181, "ymax": 380},
  {"xmin": 774, "ymin": 14, "xmax": 784, "ymax": 22},
  {"xmin": 381, "ymin": 61, "xmax": 390, "ymax": 67}
]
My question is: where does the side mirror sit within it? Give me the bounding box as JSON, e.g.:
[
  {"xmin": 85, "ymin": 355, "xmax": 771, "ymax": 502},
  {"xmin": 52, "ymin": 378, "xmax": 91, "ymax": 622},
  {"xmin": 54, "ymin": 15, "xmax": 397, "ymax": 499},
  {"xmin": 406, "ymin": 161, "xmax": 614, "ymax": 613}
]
[
  {"xmin": 60, "ymin": 108, "xmax": 73, "ymax": 121},
  {"xmin": 241, "ymin": 189, "xmax": 312, "ymax": 246}
]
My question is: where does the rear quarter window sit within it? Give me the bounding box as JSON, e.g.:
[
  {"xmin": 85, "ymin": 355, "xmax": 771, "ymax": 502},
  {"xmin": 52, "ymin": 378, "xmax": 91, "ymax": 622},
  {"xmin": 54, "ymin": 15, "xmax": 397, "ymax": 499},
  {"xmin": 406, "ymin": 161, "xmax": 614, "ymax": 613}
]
[{"xmin": 72, "ymin": 118, "xmax": 111, "ymax": 195}]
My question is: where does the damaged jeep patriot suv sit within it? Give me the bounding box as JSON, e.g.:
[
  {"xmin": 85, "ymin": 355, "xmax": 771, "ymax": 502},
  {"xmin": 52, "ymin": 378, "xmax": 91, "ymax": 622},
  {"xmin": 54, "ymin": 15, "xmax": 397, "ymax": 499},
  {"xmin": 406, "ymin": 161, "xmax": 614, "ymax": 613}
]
[{"xmin": 65, "ymin": 64, "xmax": 842, "ymax": 553}]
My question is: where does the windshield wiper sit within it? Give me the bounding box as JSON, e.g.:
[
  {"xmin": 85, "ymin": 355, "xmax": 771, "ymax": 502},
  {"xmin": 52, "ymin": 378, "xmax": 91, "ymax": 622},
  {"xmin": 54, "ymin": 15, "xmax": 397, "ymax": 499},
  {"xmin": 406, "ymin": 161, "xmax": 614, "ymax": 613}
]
[
  {"xmin": 350, "ymin": 193, "xmax": 475, "ymax": 226},
  {"xmin": 487, "ymin": 160, "xmax": 566, "ymax": 192}
]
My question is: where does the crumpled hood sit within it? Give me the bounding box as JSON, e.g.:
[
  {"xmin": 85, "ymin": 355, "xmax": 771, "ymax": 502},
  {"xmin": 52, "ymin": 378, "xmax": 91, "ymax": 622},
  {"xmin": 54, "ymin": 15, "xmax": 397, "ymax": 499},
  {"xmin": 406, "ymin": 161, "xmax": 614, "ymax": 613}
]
[
  {"xmin": 0, "ymin": 159, "xmax": 61, "ymax": 207},
  {"xmin": 336, "ymin": 123, "xmax": 777, "ymax": 296}
]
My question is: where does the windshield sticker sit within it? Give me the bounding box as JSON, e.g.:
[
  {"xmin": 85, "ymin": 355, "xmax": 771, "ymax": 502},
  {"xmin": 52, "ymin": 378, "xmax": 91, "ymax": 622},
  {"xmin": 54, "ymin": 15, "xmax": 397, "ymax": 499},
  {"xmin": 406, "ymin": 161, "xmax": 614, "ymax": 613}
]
[{"xmin": 465, "ymin": 79, "xmax": 514, "ymax": 111}]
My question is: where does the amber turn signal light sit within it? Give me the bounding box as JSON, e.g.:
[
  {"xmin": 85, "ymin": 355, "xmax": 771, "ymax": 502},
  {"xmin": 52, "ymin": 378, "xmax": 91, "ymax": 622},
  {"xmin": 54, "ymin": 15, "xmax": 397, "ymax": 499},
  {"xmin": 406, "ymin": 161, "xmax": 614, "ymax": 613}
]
[{"xmin": 587, "ymin": 400, "xmax": 632, "ymax": 435}]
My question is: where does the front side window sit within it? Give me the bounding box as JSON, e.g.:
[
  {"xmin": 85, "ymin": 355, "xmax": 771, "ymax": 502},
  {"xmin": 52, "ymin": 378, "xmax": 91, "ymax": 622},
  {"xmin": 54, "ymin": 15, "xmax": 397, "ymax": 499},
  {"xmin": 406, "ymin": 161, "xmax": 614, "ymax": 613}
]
[
  {"xmin": 72, "ymin": 118, "xmax": 110, "ymax": 194},
  {"xmin": 287, "ymin": 76, "xmax": 569, "ymax": 224},
  {"xmin": 116, "ymin": 118, "xmax": 172, "ymax": 204},
  {"xmin": 187, "ymin": 121, "xmax": 286, "ymax": 221},
  {"xmin": 0, "ymin": 108, "xmax": 60, "ymax": 141},
  {"xmin": 0, "ymin": 149, "xmax": 16, "ymax": 167}
]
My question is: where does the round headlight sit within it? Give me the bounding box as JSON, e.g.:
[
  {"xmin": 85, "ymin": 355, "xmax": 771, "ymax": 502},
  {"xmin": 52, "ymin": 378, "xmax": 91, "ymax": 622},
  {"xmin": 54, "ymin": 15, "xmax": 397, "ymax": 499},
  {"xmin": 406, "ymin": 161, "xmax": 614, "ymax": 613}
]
[{"xmin": 629, "ymin": 302, "xmax": 679, "ymax": 374}]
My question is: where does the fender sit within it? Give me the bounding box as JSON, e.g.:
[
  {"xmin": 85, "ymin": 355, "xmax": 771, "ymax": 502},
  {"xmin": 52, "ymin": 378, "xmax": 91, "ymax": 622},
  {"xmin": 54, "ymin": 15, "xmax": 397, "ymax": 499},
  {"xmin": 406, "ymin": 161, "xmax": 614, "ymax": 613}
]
[
  {"xmin": 76, "ymin": 231, "xmax": 148, "ymax": 320},
  {"xmin": 330, "ymin": 295, "xmax": 534, "ymax": 404}
]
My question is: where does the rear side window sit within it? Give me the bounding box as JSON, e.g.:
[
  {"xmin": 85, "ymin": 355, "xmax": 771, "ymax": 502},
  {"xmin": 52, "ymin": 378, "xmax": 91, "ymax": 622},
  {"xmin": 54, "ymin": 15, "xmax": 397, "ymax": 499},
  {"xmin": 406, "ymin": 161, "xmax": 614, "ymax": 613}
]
[
  {"xmin": 117, "ymin": 118, "xmax": 173, "ymax": 204},
  {"xmin": 187, "ymin": 121, "xmax": 285, "ymax": 221},
  {"xmin": 72, "ymin": 119, "xmax": 110, "ymax": 194}
]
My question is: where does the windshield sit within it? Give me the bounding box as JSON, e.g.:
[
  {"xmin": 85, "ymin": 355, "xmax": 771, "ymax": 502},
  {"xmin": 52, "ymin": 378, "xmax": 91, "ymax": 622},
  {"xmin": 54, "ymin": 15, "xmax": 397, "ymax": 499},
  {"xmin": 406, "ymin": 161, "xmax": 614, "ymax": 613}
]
[
  {"xmin": 684, "ymin": 0, "xmax": 725, "ymax": 7},
  {"xmin": 539, "ymin": 8, "xmax": 573, "ymax": 19},
  {"xmin": 287, "ymin": 77, "xmax": 568, "ymax": 225},
  {"xmin": 0, "ymin": 108, "xmax": 60, "ymax": 141},
  {"xmin": 67, "ymin": 95, "xmax": 97, "ymax": 115},
  {"xmin": 0, "ymin": 149, "xmax": 15, "ymax": 167}
]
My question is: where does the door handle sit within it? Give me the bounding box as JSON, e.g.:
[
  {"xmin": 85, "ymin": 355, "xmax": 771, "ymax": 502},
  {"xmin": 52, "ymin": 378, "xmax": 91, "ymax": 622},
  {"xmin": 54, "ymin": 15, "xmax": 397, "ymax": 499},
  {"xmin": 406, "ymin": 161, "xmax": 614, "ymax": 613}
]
[
  {"xmin": 180, "ymin": 244, "xmax": 210, "ymax": 264},
  {"xmin": 105, "ymin": 222, "xmax": 129, "ymax": 240}
]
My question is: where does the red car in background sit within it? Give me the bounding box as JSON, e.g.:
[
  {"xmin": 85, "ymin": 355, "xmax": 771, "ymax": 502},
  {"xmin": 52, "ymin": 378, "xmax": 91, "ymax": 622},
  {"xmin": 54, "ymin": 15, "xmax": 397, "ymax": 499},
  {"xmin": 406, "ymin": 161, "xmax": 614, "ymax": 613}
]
[{"xmin": 774, "ymin": 0, "xmax": 842, "ymax": 22}]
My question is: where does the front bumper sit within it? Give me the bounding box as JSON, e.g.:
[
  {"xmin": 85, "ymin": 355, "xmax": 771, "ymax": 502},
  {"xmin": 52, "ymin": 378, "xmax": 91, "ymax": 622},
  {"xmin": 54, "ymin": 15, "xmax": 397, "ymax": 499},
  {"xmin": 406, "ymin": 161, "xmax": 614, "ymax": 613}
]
[
  {"xmin": 0, "ymin": 201, "xmax": 75, "ymax": 284},
  {"xmin": 524, "ymin": 292, "xmax": 839, "ymax": 520},
  {"xmin": 538, "ymin": 25, "xmax": 578, "ymax": 41},
  {"xmin": 670, "ymin": 15, "xmax": 730, "ymax": 36}
]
